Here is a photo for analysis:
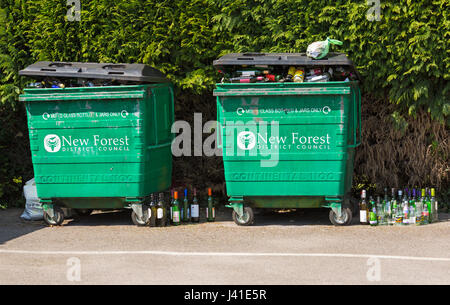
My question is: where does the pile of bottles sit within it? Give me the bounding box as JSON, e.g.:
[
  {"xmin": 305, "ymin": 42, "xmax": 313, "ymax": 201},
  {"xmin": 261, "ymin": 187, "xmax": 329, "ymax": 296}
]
[
  {"xmin": 218, "ymin": 65, "xmax": 356, "ymax": 84},
  {"xmin": 145, "ymin": 187, "xmax": 216, "ymax": 227},
  {"xmin": 26, "ymin": 78, "xmax": 135, "ymax": 88},
  {"xmin": 359, "ymin": 188, "xmax": 439, "ymax": 226}
]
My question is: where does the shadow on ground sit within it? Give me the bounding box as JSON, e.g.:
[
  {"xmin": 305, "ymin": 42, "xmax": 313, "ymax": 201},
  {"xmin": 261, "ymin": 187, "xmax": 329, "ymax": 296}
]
[{"xmin": 0, "ymin": 209, "xmax": 45, "ymax": 245}]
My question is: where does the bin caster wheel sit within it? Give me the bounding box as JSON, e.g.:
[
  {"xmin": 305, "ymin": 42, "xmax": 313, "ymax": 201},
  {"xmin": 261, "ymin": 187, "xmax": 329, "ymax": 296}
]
[
  {"xmin": 77, "ymin": 209, "xmax": 93, "ymax": 216},
  {"xmin": 232, "ymin": 207, "xmax": 254, "ymax": 226},
  {"xmin": 329, "ymin": 207, "xmax": 352, "ymax": 226},
  {"xmin": 43, "ymin": 206, "xmax": 65, "ymax": 226},
  {"xmin": 131, "ymin": 210, "xmax": 149, "ymax": 226}
]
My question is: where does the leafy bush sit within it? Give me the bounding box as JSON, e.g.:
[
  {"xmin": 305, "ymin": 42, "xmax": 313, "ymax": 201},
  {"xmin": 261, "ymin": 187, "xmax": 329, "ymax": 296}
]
[{"xmin": 0, "ymin": 0, "xmax": 448, "ymax": 207}]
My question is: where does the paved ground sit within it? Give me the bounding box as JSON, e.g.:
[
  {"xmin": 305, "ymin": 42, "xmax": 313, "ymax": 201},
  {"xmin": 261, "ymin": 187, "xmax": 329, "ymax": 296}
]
[{"xmin": 0, "ymin": 207, "xmax": 449, "ymax": 285}]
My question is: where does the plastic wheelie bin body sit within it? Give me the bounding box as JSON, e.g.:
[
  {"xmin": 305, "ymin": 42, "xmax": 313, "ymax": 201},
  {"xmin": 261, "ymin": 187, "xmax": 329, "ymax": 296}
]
[
  {"xmin": 213, "ymin": 53, "xmax": 361, "ymax": 225},
  {"xmin": 19, "ymin": 62, "xmax": 174, "ymax": 224}
]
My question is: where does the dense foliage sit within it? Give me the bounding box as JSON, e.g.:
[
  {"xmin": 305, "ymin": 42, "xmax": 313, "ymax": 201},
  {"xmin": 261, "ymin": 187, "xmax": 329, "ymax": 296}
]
[{"xmin": 0, "ymin": 0, "xmax": 448, "ymax": 207}]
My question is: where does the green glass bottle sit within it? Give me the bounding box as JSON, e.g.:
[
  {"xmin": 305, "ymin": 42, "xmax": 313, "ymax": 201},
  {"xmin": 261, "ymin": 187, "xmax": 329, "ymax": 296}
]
[
  {"xmin": 421, "ymin": 189, "xmax": 429, "ymax": 225},
  {"xmin": 191, "ymin": 188, "xmax": 200, "ymax": 223},
  {"xmin": 156, "ymin": 193, "xmax": 167, "ymax": 227},
  {"xmin": 426, "ymin": 189, "xmax": 432, "ymax": 223},
  {"xmin": 206, "ymin": 188, "xmax": 215, "ymax": 222},
  {"xmin": 172, "ymin": 191, "xmax": 181, "ymax": 226},
  {"xmin": 183, "ymin": 188, "xmax": 190, "ymax": 223},
  {"xmin": 369, "ymin": 196, "xmax": 377, "ymax": 226}
]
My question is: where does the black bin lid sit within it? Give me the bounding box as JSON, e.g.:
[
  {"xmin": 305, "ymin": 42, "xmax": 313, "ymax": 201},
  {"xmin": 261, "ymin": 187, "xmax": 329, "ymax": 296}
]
[
  {"xmin": 19, "ymin": 61, "xmax": 170, "ymax": 83},
  {"xmin": 213, "ymin": 52, "xmax": 360, "ymax": 79}
]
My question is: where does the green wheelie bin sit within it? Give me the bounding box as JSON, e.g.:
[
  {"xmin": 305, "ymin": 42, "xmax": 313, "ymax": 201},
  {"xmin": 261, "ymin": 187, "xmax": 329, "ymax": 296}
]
[
  {"xmin": 19, "ymin": 62, "xmax": 174, "ymax": 226},
  {"xmin": 213, "ymin": 53, "xmax": 361, "ymax": 226}
]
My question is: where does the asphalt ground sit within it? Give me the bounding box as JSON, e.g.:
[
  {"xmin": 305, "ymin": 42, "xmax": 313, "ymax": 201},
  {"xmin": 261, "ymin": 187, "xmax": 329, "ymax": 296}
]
[{"xmin": 0, "ymin": 207, "xmax": 449, "ymax": 285}]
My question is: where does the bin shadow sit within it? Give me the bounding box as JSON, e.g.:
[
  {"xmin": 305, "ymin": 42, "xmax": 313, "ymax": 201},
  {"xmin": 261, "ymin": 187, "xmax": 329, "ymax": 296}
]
[
  {"xmin": 0, "ymin": 209, "xmax": 46, "ymax": 245},
  {"xmin": 250, "ymin": 208, "xmax": 354, "ymax": 226},
  {"xmin": 64, "ymin": 209, "xmax": 135, "ymax": 226},
  {"xmin": 214, "ymin": 207, "xmax": 359, "ymax": 226}
]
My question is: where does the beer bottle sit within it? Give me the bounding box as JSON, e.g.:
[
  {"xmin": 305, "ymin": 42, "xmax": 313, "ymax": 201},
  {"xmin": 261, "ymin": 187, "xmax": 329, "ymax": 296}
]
[
  {"xmin": 156, "ymin": 193, "xmax": 166, "ymax": 227},
  {"xmin": 183, "ymin": 188, "xmax": 190, "ymax": 223},
  {"xmin": 191, "ymin": 188, "xmax": 200, "ymax": 223},
  {"xmin": 206, "ymin": 188, "xmax": 215, "ymax": 222},
  {"xmin": 172, "ymin": 192, "xmax": 181, "ymax": 226},
  {"xmin": 369, "ymin": 196, "xmax": 377, "ymax": 226},
  {"xmin": 359, "ymin": 190, "xmax": 368, "ymax": 224}
]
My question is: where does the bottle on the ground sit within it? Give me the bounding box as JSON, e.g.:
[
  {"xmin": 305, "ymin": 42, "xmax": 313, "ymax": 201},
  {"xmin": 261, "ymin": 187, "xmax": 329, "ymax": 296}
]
[
  {"xmin": 149, "ymin": 194, "xmax": 157, "ymax": 227},
  {"xmin": 156, "ymin": 193, "xmax": 166, "ymax": 227},
  {"xmin": 431, "ymin": 188, "xmax": 438, "ymax": 223},
  {"xmin": 172, "ymin": 191, "xmax": 181, "ymax": 226},
  {"xmin": 206, "ymin": 188, "xmax": 215, "ymax": 222},
  {"xmin": 359, "ymin": 190, "xmax": 368, "ymax": 225},
  {"xmin": 183, "ymin": 188, "xmax": 190, "ymax": 223},
  {"xmin": 369, "ymin": 196, "xmax": 377, "ymax": 226},
  {"xmin": 191, "ymin": 188, "xmax": 200, "ymax": 223}
]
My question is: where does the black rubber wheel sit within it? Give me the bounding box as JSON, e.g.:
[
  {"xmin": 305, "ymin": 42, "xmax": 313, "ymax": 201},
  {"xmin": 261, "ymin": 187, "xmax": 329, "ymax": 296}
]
[
  {"xmin": 76, "ymin": 209, "xmax": 93, "ymax": 216},
  {"xmin": 131, "ymin": 209, "xmax": 149, "ymax": 226},
  {"xmin": 43, "ymin": 206, "xmax": 65, "ymax": 226},
  {"xmin": 232, "ymin": 206, "xmax": 254, "ymax": 226},
  {"xmin": 329, "ymin": 207, "xmax": 353, "ymax": 226}
]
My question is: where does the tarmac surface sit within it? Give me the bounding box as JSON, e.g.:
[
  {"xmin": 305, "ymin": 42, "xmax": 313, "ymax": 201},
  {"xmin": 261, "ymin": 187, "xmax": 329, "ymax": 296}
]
[{"xmin": 0, "ymin": 207, "xmax": 449, "ymax": 285}]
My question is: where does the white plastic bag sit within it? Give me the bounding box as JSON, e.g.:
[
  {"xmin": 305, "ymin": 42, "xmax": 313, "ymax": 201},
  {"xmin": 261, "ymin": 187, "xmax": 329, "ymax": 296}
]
[
  {"xmin": 306, "ymin": 37, "xmax": 343, "ymax": 59},
  {"xmin": 20, "ymin": 178, "xmax": 44, "ymax": 221}
]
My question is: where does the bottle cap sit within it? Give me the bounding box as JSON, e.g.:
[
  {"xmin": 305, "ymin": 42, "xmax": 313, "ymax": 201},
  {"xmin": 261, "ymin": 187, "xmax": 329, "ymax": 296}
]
[
  {"xmin": 184, "ymin": 189, "xmax": 188, "ymax": 197},
  {"xmin": 174, "ymin": 191, "xmax": 178, "ymax": 199},
  {"xmin": 208, "ymin": 188, "xmax": 212, "ymax": 196},
  {"xmin": 431, "ymin": 188, "xmax": 435, "ymax": 196}
]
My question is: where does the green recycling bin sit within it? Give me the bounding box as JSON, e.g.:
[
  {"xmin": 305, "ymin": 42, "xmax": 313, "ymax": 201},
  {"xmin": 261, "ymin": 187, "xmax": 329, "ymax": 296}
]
[
  {"xmin": 19, "ymin": 62, "xmax": 174, "ymax": 226},
  {"xmin": 213, "ymin": 53, "xmax": 361, "ymax": 226}
]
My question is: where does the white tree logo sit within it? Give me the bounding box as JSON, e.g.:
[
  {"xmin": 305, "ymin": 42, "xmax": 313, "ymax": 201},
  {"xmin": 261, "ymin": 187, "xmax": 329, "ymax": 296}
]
[
  {"xmin": 237, "ymin": 131, "xmax": 256, "ymax": 150},
  {"xmin": 44, "ymin": 134, "xmax": 61, "ymax": 153}
]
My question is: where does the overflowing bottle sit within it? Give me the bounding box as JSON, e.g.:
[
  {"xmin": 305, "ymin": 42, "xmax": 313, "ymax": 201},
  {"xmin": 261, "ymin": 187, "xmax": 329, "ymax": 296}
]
[{"xmin": 359, "ymin": 187, "xmax": 439, "ymax": 226}]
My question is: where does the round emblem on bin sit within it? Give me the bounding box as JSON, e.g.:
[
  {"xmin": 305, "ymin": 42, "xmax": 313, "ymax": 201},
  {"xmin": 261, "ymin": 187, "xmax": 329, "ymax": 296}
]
[
  {"xmin": 237, "ymin": 131, "xmax": 256, "ymax": 150},
  {"xmin": 44, "ymin": 134, "xmax": 61, "ymax": 153}
]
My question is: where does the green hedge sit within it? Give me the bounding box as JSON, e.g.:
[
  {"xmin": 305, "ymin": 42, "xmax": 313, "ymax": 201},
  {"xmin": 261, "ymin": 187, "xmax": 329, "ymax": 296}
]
[{"xmin": 0, "ymin": 0, "xmax": 448, "ymax": 206}]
